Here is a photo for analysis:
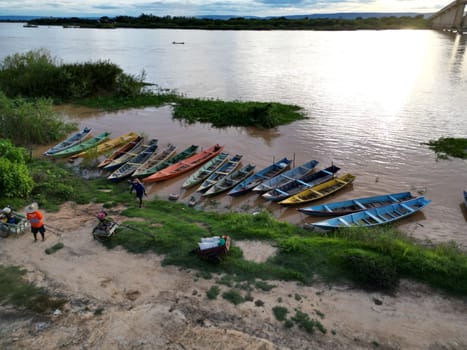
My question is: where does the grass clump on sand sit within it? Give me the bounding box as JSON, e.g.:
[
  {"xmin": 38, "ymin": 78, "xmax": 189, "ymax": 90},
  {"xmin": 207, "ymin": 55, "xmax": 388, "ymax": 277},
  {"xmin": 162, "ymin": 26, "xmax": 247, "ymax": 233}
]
[
  {"xmin": 45, "ymin": 242, "xmax": 65, "ymax": 255},
  {"xmin": 0, "ymin": 265, "xmax": 65, "ymax": 313}
]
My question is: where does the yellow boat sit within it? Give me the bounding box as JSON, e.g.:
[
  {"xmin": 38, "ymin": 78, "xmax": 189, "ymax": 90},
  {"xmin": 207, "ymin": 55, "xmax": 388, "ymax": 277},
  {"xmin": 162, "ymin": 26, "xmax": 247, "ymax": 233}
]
[
  {"xmin": 70, "ymin": 132, "xmax": 138, "ymax": 159},
  {"xmin": 279, "ymin": 174, "xmax": 356, "ymax": 206}
]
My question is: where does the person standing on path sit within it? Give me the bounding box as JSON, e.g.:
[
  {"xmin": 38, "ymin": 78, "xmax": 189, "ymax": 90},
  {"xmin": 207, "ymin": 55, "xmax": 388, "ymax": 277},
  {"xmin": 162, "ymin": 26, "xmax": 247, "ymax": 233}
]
[
  {"xmin": 26, "ymin": 202, "xmax": 46, "ymax": 241},
  {"xmin": 130, "ymin": 178, "xmax": 147, "ymax": 208}
]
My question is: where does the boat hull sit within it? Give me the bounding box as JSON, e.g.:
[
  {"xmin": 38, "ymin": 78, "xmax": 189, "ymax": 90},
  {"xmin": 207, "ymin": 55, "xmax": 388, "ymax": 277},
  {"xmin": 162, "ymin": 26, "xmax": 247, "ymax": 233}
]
[
  {"xmin": 307, "ymin": 197, "xmax": 432, "ymax": 230},
  {"xmin": 228, "ymin": 157, "xmax": 292, "ymax": 197},
  {"xmin": 298, "ymin": 192, "xmax": 414, "ymax": 217}
]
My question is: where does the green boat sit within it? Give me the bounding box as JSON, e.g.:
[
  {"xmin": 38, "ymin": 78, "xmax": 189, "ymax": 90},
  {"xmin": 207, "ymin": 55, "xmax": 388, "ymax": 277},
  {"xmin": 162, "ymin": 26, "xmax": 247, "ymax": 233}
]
[
  {"xmin": 51, "ymin": 131, "xmax": 111, "ymax": 158},
  {"xmin": 139, "ymin": 145, "xmax": 199, "ymax": 181}
]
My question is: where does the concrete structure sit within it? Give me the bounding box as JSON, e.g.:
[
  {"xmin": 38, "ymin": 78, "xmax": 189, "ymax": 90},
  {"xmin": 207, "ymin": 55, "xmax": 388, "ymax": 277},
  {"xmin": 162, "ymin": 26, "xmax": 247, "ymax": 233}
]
[{"xmin": 430, "ymin": 0, "xmax": 467, "ymax": 33}]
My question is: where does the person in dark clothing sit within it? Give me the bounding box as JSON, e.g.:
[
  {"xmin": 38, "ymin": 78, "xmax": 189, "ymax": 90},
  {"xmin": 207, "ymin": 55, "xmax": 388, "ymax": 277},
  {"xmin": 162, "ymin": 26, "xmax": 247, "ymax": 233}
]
[{"xmin": 130, "ymin": 178, "xmax": 147, "ymax": 208}]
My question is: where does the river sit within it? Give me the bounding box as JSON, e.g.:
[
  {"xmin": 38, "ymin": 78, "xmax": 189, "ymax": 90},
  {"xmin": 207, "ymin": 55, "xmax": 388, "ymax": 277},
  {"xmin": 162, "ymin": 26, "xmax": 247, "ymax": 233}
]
[{"xmin": 1, "ymin": 23, "xmax": 466, "ymax": 246}]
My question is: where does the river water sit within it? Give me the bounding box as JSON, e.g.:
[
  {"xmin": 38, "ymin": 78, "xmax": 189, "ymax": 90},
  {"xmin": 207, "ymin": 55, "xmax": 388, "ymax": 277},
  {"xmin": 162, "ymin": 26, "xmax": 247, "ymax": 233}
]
[{"xmin": 1, "ymin": 23, "xmax": 466, "ymax": 246}]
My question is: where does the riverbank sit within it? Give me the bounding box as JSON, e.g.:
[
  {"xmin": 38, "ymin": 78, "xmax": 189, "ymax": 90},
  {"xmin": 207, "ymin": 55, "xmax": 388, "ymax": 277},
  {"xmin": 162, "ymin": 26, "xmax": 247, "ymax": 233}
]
[{"xmin": 1, "ymin": 202, "xmax": 467, "ymax": 350}]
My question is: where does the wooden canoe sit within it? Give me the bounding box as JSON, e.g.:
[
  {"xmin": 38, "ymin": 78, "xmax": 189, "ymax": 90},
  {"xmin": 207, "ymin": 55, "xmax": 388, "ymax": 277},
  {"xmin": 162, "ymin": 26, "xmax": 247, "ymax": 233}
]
[
  {"xmin": 262, "ymin": 165, "xmax": 340, "ymax": 202},
  {"xmin": 43, "ymin": 127, "xmax": 92, "ymax": 156},
  {"xmin": 298, "ymin": 192, "xmax": 414, "ymax": 217},
  {"xmin": 279, "ymin": 174, "xmax": 355, "ymax": 206},
  {"xmin": 140, "ymin": 145, "xmax": 199, "ymax": 182},
  {"xmin": 252, "ymin": 159, "xmax": 319, "ymax": 193},
  {"xmin": 107, "ymin": 139, "xmax": 158, "ymax": 181},
  {"xmin": 203, "ymin": 164, "xmax": 256, "ymax": 197},
  {"xmin": 70, "ymin": 132, "xmax": 138, "ymax": 159},
  {"xmin": 51, "ymin": 131, "xmax": 111, "ymax": 158},
  {"xmin": 97, "ymin": 135, "xmax": 144, "ymax": 168},
  {"xmin": 103, "ymin": 137, "xmax": 146, "ymax": 171},
  {"xmin": 306, "ymin": 197, "xmax": 432, "ymax": 230},
  {"xmin": 181, "ymin": 152, "xmax": 230, "ymax": 189},
  {"xmin": 132, "ymin": 144, "xmax": 177, "ymax": 178},
  {"xmin": 228, "ymin": 157, "xmax": 292, "ymax": 196},
  {"xmin": 144, "ymin": 144, "xmax": 224, "ymax": 183},
  {"xmin": 196, "ymin": 154, "xmax": 243, "ymax": 193}
]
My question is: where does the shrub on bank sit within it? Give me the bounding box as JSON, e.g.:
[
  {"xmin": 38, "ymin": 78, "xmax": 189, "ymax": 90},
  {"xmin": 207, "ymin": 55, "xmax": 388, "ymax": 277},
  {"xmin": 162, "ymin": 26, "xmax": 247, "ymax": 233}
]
[
  {"xmin": 0, "ymin": 92, "xmax": 76, "ymax": 146},
  {"xmin": 0, "ymin": 49, "xmax": 145, "ymax": 102},
  {"xmin": 0, "ymin": 139, "xmax": 33, "ymax": 198}
]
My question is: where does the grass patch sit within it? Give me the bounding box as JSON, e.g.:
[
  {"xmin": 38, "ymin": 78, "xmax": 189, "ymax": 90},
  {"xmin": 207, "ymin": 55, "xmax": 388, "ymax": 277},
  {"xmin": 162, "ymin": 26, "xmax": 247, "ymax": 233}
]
[
  {"xmin": 2, "ymin": 160, "xmax": 467, "ymax": 298},
  {"xmin": 222, "ymin": 289, "xmax": 244, "ymax": 305},
  {"xmin": 425, "ymin": 137, "xmax": 467, "ymax": 159},
  {"xmin": 206, "ymin": 285, "xmax": 220, "ymax": 300},
  {"xmin": 0, "ymin": 265, "xmax": 66, "ymax": 313},
  {"xmin": 272, "ymin": 306, "xmax": 289, "ymax": 321},
  {"xmin": 45, "ymin": 242, "xmax": 64, "ymax": 255},
  {"xmin": 290, "ymin": 309, "xmax": 327, "ymax": 334}
]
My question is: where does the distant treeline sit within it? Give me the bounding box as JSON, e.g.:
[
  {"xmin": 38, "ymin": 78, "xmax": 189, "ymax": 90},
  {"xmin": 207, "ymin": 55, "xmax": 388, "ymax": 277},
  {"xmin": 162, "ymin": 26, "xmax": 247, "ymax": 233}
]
[{"xmin": 26, "ymin": 14, "xmax": 430, "ymax": 30}]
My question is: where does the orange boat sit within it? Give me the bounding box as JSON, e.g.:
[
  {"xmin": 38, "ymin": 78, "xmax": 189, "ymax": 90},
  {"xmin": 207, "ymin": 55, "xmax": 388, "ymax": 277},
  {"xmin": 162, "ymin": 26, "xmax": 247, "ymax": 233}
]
[{"xmin": 143, "ymin": 144, "xmax": 224, "ymax": 183}]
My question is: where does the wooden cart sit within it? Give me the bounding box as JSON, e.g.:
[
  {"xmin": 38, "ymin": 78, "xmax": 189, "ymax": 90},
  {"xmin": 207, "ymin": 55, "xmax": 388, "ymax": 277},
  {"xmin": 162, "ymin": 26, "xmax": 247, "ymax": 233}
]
[{"xmin": 195, "ymin": 235, "xmax": 231, "ymax": 264}]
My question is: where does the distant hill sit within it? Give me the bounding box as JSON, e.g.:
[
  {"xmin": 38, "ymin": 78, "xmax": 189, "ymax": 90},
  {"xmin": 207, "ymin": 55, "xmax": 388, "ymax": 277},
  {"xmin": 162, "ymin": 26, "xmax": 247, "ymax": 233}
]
[
  {"xmin": 198, "ymin": 12, "xmax": 432, "ymax": 20},
  {"xmin": 1, "ymin": 12, "xmax": 433, "ymax": 22},
  {"xmin": 0, "ymin": 15, "xmax": 43, "ymax": 21}
]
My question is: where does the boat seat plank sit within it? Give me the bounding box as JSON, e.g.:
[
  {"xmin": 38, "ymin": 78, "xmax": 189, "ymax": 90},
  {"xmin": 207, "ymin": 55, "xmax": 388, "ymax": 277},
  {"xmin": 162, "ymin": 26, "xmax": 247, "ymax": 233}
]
[
  {"xmin": 322, "ymin": 169, "xmax": 333, "ymax": 176},
  {"xmin": 338, "ymin": 217, "xmax": 350, "ymax": 226},
  {"xmin": 401, "ymin": 203, "xmax": 414, "ymax": 212},
  {"xmin": 275, "ymin": 188, "xmax": 290, "ymax": 196},
  {"xmin": 366, "ymin": 212, "xmax": 384, "ymax": 223},
  {"xmin": 323, "ymin": 205, "xmax": 332, "ymax": 212},
  {"xmin": 353, "ymin": 200, "xmax": 366, "ymax": 210},
  {"xmin": 295, "ymin": 179, "xmax": 311, "ymax": 187}
]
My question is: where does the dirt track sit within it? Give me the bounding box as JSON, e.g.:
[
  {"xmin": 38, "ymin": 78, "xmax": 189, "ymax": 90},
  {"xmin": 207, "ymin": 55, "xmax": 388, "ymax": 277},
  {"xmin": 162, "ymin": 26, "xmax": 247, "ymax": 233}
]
[{"xmin": 1, "ymin": 202, "xmax": 467, "ymax": 350}]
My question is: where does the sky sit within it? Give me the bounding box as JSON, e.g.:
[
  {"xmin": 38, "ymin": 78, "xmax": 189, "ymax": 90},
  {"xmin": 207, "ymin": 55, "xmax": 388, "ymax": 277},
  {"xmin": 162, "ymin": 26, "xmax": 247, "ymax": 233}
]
[{"xmin": 0, "ymin": 0, "xmax": 449, "ymax": 18}]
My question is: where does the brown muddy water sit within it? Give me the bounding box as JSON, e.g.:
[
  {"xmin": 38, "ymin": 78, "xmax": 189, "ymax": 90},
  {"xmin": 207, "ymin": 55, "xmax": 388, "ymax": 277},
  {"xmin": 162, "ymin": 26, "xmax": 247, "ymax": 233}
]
[{"xmin": 39, "ymin": 105, "xmax": 467, "ymax": 248}]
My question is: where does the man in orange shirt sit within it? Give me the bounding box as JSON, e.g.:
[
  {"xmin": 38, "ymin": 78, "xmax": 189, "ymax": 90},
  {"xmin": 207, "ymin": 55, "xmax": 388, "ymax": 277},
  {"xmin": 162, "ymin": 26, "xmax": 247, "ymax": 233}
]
[{"xmin": 26, "ymin": 202, "xmax": 46, "ymax": 241}]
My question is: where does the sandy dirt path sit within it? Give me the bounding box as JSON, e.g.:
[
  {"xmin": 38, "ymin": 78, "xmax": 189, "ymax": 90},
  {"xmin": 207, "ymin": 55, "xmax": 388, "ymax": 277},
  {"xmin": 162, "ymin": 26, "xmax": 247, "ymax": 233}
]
[{"xmin": 1, "ymin": 202, "xmax": 466, "ymax": 350}]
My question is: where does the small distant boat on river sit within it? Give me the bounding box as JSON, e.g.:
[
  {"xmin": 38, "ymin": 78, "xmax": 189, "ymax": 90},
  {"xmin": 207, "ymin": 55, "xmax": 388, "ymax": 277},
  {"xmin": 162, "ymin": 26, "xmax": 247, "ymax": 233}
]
[
  {"xmin": 228, "ymin": 157, "xmax": 292, "ymax": 197},
  {"xmin": 51, "ymin": 131, "xmax": 111, "ymax": 158},
  {"xmin": 172, "ymin": 41, "xmax": 184, "ymax": 44},
  {"xmin": 43, "ymin": 127, "xmax": 92, "ymax": 156},
  {"xmin": 279, "ymin": 173, "xmax": 355, "ymax": 206},
  {"xmin": 306, "ymin": 197, "xmax": 432, "ymax": 230},
  {"xmin": 252, "ymin": 159, "xmax": 319, "ymax": 194},
  {"xmin": 464, "ymin": 190, "xmax": 467, "ymax": 208},
  {"xmin": 298, "ymin": 191, "xmax": 414, "ymax": 217}
]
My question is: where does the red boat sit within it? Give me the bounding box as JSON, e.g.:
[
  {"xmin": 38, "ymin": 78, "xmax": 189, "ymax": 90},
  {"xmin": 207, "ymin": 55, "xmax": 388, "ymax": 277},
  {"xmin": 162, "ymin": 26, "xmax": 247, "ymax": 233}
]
[{"xmin": 143, "ymin": 144, "xmax": 224, "ymax": 183}]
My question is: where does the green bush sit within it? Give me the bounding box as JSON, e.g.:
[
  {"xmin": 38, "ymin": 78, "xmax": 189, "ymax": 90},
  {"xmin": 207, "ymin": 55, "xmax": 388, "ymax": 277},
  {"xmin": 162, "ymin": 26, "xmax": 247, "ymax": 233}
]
[
  {"xmin": 272, "ymin": 306, "xmax": 289, "ymax": 321},
  {"xmin": 206, "ymin": 285, "xmax": 220, "ymax": 300},
  {"xmin": 0, "ymin": 92, "xmax": 76, "ymax": 146},
  {"xmin": 0, "ymin": 49, "xmax": 145, "ymax": 102},
  {"xmin": 0, "ymin": 139, "xmax": 33, "ymax": 197}
]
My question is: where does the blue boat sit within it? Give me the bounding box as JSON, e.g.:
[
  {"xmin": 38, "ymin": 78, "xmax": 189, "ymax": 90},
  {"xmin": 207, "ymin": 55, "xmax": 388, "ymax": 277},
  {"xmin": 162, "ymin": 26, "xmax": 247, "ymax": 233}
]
[
  {"xmin": 228, "ymin": 157, "xmax": 292, "ymax": 196},
  {"xmin": 262, "ymin": 165, "xmax": 340, "ymax": 202},
  {"xmin": 464, "ymin": 190, "xmax": 467, "ymax": 208},
  {"xmin": 203, "ymin": 163, "xmax": 256, "ymax": 197},
  {"xmin": 298, "ymin": 192, "xmax": 414, "ymax": 217},
  {"xmin": 107, "ymin": 139, "xmax": 158, "ymax": 181},
  {"xmin": 307, "ymin": 197, "xmax": 432, "ymax": 230},
  {"xmin": 252, "ymin": 159, "xmax": 319, "ymax": 194},
  {"xmin": 43, "ymin": 127, "xmax": 92, "ymax": 156},
  {"xmin": 197, "ymin": 154, "xmax": 243, "ymax": 193}
]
